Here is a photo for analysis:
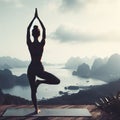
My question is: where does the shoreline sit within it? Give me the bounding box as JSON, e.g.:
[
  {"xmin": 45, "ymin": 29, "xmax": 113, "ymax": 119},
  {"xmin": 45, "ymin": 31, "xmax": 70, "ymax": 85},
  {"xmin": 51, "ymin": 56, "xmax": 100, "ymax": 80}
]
[{"xmin": 1, "ymin": 79, "xmax": 120, "ymax": 105}]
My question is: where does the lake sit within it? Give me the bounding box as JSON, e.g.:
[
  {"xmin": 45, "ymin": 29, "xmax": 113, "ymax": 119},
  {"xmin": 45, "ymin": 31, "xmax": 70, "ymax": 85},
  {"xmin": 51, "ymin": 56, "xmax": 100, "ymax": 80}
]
[{"xmin": 2, "ymin": 65, "xmax": 106, "ymax": 100}]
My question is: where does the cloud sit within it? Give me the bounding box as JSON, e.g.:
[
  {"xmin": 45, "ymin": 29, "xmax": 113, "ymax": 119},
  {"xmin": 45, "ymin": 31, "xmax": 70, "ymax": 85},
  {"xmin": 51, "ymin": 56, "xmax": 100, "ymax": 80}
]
[
  {"xmin": 0, "ymin": 0, "xmax": 24, "ymax": 8},
  {"xmin": 50, "ymin": 25, "xmax": 99, "ymax": 43},
  {"xmin": 59, "ymin": 0, "xmax": 87, "ymax": 12}
]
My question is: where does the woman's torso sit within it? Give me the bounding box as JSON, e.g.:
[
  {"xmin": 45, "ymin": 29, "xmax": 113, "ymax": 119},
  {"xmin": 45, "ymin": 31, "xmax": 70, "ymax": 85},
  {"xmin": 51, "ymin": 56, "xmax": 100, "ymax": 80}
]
[{"xmin": 27, "ymin": 41, "xmax": 45, "ymax": 73}]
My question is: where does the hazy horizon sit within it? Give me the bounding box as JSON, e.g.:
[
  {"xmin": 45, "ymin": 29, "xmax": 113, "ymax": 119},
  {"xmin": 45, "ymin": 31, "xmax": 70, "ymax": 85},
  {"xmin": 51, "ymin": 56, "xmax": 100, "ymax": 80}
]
[
  {"xmin": 1, "ymin": 0, "xmax": 120, "ymax": 64},
  {"xmin": 0, "ymin": 52, "xmax": 118, "ymax": 65}
]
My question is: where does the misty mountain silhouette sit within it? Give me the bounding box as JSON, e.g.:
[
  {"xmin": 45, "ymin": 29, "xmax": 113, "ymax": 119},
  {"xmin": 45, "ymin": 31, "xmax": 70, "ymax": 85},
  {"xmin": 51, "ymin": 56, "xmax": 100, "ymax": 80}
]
[
  {"xmin": 73, "ymin": 63, "xmax": 90, "ymax": 78},
  {"xmin": 73, "ymin": 54, "xmax": 120, "ymax": 82},
  {"xmin": 0, "ymin": 56, "xmax": 29, "ymax": 69},
  {"xmin": 0, "ymin": 69, "xmax": 29, "ymax": 89},
  {"xmin": 65, "ymin": 56, "xmax": 94, "ymax": 69}
]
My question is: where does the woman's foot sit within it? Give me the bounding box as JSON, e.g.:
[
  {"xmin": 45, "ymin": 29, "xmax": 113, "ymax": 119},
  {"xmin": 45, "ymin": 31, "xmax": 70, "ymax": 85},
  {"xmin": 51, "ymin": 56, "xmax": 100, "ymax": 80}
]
[{"xmin": 35, "ymin": 108, "xmax": 41, "ymax": 114}]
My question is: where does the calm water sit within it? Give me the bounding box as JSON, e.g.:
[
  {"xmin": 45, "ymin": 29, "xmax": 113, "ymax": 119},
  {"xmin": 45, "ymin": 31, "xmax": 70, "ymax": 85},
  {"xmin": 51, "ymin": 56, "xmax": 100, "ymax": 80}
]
[{"xmin": 3, "ymin": 65, "xmax": 106, "ymax": 100}]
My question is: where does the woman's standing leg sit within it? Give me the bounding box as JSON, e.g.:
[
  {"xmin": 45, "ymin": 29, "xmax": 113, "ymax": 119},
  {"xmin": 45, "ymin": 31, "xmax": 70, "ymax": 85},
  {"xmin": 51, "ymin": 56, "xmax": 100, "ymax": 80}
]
[{"xmin": 27, "ymin": 73, "xmax": 39, "ymax": 113}]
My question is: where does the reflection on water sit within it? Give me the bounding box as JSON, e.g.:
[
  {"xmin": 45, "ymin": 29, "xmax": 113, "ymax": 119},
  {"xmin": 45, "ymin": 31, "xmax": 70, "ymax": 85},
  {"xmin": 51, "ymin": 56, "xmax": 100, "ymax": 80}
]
[{"xmin": 3, "ymin": 65, "xmax": 106, "ymax": 100}]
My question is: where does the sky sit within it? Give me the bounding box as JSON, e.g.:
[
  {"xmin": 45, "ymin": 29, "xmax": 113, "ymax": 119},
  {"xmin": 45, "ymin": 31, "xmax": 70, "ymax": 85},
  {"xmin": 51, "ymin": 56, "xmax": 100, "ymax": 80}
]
[{"xmin": 1, "ymin": 0, "xmax": 120, "ymax": 63}]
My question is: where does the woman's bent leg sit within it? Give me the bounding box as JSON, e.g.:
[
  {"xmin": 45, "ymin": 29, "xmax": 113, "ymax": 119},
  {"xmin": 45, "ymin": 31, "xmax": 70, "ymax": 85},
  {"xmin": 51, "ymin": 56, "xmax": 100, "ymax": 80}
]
[{"xmin": 37, "ymin": 71, "xmax": 60, "ymax": 85}]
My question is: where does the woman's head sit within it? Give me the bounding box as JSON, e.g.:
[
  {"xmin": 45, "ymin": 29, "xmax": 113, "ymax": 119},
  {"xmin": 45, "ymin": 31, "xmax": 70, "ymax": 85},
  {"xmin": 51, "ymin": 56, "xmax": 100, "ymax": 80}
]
[{"xmin": 32, "ymin": 25, "xmax": 40, "ymax": 38}]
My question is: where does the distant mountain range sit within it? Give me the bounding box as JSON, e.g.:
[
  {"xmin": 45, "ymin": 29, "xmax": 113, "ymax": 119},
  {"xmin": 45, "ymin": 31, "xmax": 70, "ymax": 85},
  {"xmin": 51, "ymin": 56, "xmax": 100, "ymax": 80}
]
[
  {"xmin": 0, "ymin": 56, "xmax": 29, "ymax": 69},
  {"xmin": 73, "ymin": 54, "xmax": 120, "ymax": 82},
  {"xmin": 64, "ymin": 56, "xmax": 97, "ymax": 69},
  {"xmin": 0, "ymin": 56, "xmax": 55, "ymax": 70}
]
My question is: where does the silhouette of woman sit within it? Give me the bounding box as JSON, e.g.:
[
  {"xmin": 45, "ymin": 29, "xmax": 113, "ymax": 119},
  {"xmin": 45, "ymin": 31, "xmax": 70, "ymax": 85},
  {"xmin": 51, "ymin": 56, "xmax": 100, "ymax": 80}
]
[{"xmin": 27, "ymin": 8, "xmax": 60, "ymax": 114}]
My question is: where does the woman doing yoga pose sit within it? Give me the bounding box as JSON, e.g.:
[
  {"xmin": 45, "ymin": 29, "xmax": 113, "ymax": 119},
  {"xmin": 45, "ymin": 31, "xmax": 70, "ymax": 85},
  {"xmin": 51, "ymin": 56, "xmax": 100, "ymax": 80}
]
[{"xmin": 27, "ymin": 8, "xmax": 60, "ymax": 114}]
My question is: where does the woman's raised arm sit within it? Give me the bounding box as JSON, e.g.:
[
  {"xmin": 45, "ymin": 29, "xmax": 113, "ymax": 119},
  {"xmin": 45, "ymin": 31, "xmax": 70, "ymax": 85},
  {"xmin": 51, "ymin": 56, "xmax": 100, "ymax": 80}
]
[
  {"xmin": 26, "ymin": 15, "xmax": 35, "ymax": 45},
  {"xmin": 35, "ymin": 8, "xmax": 46, "ymax": 43}
]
